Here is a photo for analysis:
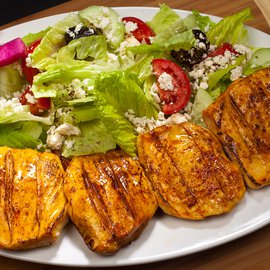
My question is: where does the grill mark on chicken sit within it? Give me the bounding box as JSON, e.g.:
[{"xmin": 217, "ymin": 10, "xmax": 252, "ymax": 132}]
[
  {"xmin": 104, "ymin": 153, "xmax": 136, "ymax": 222},
  {"xmin": 182, "ymin": 125, "xmax": 227, "ymax": 197},
  {"xmin": 35, "ymin": 154, "xmax": 42, "ymax": 239},
  {"xmin": 138, "ymin": 132, "xmax": 179, "ymax": 213},
  {"xmin": 152, "ymin": 130, "xmax": 198, "ymax": 209},
  {"xmin": 228, "ymin": 90, "xmax": 268, "ymax": 151},
  {"xmin": 4, "ymin": 151, "xmax": 14, "ymax": 244},
  {"xmin": 93, "ymin": 155, "xmax": 135, "ymax": 236},
  {"xmin": 81, "ymin": 162, "xmax": 113, "ymax": 232},
  {"xmin": 213, "ymin": 110, "xmax": 260, "ymax": 188}
]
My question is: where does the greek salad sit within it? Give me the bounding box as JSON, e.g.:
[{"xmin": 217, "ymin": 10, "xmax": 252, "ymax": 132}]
[{"xmin": 0, "ymin": 4, "xmax": 269, "ymax": 157}]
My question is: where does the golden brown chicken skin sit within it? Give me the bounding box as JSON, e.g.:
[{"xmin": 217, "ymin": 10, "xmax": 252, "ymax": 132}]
[
  {"xmin": 137, "ymin": 123, "xmax": 245, "ymax": 220},
  {"xmin": 203, "ymin": 68, "xmax": 270, "ymax": 189},
  {"xmin": 0, "ymin": 147, "xmax": 68, "ymax": 250},
  {"xmin": 64, "ymin": 149, "xmax": 157, "ymax": 254}
]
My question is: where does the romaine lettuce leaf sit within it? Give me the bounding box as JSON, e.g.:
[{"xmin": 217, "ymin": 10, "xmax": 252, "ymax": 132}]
[
  {"xmin": 32, "ymin": 60, "xmax": 119, "ymax": 98},
  {"xmin": 92, "ymin": 71, "xmax": 158, "ymax": 156},
  {"xmin": 79, "ymin": 6, "xmax": 125, "ymax": 49},
  {"xmin": 57, "ymin": 35, "xmax": 108, "ymax": 62},
  {"xmin": 62, "ymin": 119, "xmax": 116, "ymax": 157},
  {"xmin": 153, "ymin": 14, "xmax": 196, "ymax": 44},
  {"xmin": 191, "ymin": 88, "xmax": 213, "ymax": 125},
  {"xmin": 22, "ymin": 27, "xmax": 51, "ymax": 46},
  {"xmin": 192, "ymin": 10, "xmax": 216, "ymax": 32},
  {"xmin": 0, "ymin": 63, "xmax": 25, "ymax": 98},
  {"xmin": 0, "ymin": 100, "xmax": 53, "ymax": 125},
  {"xmin": 0, "ymin": 122, "xmax": 45, "ymax": 149},
  {"xmin": 128, "ymin": 29, "xmax": 196, "ymax": 55},
  {"xmin": 207, "ymin": 8, "xmax": 252, "ymax": 46},
  {"xmin": 94, "ymin": 71, "xmax": 157, "ymax": 118},
  {"xmin": 243, "ymin": 48, "xmax": 270, "ymax": 76},
  {"xmin": 30, "ymin": 12, "xmax": 82, "ymax": 70},
  {"xmin": 147, "ymin": 4, "xmax": 181, "ymax": 34}
]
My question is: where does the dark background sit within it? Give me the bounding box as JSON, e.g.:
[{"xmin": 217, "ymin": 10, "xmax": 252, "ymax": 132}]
[{"xmin": 0, "ymin": 0, "xmax": 69, "ymax": 26}]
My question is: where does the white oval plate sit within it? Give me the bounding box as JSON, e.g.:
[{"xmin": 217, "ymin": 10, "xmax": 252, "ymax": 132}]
[{"xmin": 0, "ymin": 7, "xmax": 270, "ymax": 267}]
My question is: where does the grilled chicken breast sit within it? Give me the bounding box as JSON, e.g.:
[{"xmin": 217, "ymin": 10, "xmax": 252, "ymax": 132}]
[
  {"xmin": 203, "ymin": 68, "xmax": 270, "ymax": 189},
  {"xmin": 137, "ymin": 123, "xmax": 245, "ymax": 220},
  {"xmin": 0, "ymin": 147, "xmax": 68, "ymax": 249},
  {"xmin": 64, "ymin": 149, "xmax": 157, "ymax": 254}
]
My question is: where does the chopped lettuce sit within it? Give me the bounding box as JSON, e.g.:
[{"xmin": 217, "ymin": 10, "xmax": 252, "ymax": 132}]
[
  {"xmin": 153, "ymin": 14, "xmax": 196, "ymax": 44},
  {"xmin": 207, "ymin": 8, "xmax": 252, "ymax": 46},
  {"xmin": 30, "ymin": 13, "xmax": 82, "ymax": 70},
  {"xmin": 0, "ymin": 63, "xmax": 25, "ymax": 98},
  {"xmin": 0, "ymin": 122, "xmax": 45, "ymax": 149},
  {"xmin": 57, "ymin": 35, "xmax": 108, "ymax": 62},
  {"xmin": 22, "ymin": 26, "xmax": 51, "ymax": 46},
  {"xmin": 128, "ymin": 29, "xmax": 196, "ymax": 55},
  {"xmin": 94, "ymin": 71, "xmax": 157, "ymax": 118},
  {"xmin": 243, "ymin": 48, "xmax": 270, "ymax": 76},
  {"xmin": 79, "ymin": 6, "xmax": 125, "ymax": 49},
  {"xmin": 92, "ymin": 71, "xmax": 158, "ymax": 155},
  {"xmin": 32, "ymin": 60, "xmax": 119, "ymax": 98},
  {"xmin": 62, "ymin": 119, "xmax": 116, "ymax": 157},
  {"xmin": 192, "ymin": 10, "xmax": 216, "ymax": 32},
  {"xmin": 147, "ymin": 4, "xmax": 181, "ymax": 34},
  {"xmin": 191, "ymin": 88, "xmax": 213, "ymax": 125},
  {"xmin": 0, "ymin": 102, "xmax": 53, "ymax": 125}
]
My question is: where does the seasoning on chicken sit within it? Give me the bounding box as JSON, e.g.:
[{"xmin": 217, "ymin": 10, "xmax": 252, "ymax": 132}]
[
  {"xmin": 137, "ymin": 123, "xmax": 245, "ymax": 220},
  {"xmin": 203, "ymin": 68, "xmax": 270, "ymax": 189},
  {"xmin": 0, "ymin": 147, "xmax": 68, "ymax": 249},
  {"xmin": 64, "ymin": 149, "xmax": 157, "ymax": 254}
]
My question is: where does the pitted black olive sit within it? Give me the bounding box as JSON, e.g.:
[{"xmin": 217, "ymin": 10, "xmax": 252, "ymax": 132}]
[
  {"xmin": 65, "ymin": 25, "xmax": 101, "ymax": 44},
  {"xmin": 171, "ymin": 29, "xmax": 210, "ymax": 68}
]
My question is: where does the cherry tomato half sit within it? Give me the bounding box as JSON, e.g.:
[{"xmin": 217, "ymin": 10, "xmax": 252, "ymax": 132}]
[
  {"xmin": 20, "ymin": 86, "xmax": 50, "ymax": 116},
  {"xmin": 208, "ymin": 42, "xmax": 238, "ymax": 58},
  {"xmin": 21, "ymin": 39, "xmax": 41, "ymax": 84},
  {"xmin": 152, "ymin": 59, "xmax": 191, "ymax": 115},
  {"xmin": 122, "ymin": 17, "xmax": 155, "ymax": 44}
]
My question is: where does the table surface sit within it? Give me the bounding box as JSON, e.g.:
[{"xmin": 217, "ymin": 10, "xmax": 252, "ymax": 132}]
[{"xmin": 0, "ymin": 0, "xmax": 270, "ymax": 269}]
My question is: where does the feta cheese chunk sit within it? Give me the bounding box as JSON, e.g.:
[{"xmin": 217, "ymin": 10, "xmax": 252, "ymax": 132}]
[{"xmin": 158, "ymin": 72, "xmax": 174, "ymax": 91}]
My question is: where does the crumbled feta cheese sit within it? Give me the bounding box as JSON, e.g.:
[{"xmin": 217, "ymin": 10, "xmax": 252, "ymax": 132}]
[
  {"xmin": 118, "ymin": 36, "xmax": 141, "ymax": 54},
  {"xmin": 149, "ymin": 83, "xmax": 161, "ymax": 104},
  {"xmin": 64, "ymin": 139, "xmax": 75, "ymax": 149},
  {"xmin": 230, "ymin": 66, "xmax": 243, "ymax": 81},
  {"xmin": 25, "ymin": 93, "xmax": 36, "ymax": 104},
  {"xmin": 233, "ymin": 44, "xmax": 252, "ymax": 60},
  {"xmin": 25, "ymin": 53, "xmax": 32, "ymax": 67},
  {"xmin": 74, "ymin": 23, "xmax": 83, "ymax": 34},
  {"xmin": 124, "ymin": 110, "xmax": 188, "ymax": 134},
  {"xmin": 46, "ymin": 123, "xmax": 81, "ymax": 150},
  {"xmin": 158, "ymin": 72, "xmax": 174, "ymax": 91},
  {"xmin": 55, "ymin": 123, "xmax": 81, "ymax": 136},
  {"xmin": 124, "ymin": 21, "xmax": 138, "ymax": 35},
  {"xmin": 199, "ymin": 81, "xmax": 209, "ymax": 90},
  {"xmin": 0, "ymin": 97, "xmax": 26, "ymax": 113},
  {"xmin": 107, "ymin": 52, "xmax": 118, "ymax": 63},
  {"xmin": 66, "ymin": 28, "xmax": 75, "ymax": 38},
  {"xmin": 46, "ymin": 126, "xmax": 65, "ymax": 150}
]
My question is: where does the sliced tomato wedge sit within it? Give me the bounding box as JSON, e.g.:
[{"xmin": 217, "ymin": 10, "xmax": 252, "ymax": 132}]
[
  {"xmin": 152, "ymin": 59, "xmax": 191, "ymax": 115},
  {"xmin": 20, "ymin": 86, "xmax": 50, "ymax": 116},
  {"xmin": 208, "ymin": 42, "xmax": 238, "ymax": 57},
  {"xmin": 122, "ymin": 17, "xmax": 155, "ymax": 44},
  {"xmin": 21, "ymin": 39, "xmax": 41, "ymax": 84}
]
